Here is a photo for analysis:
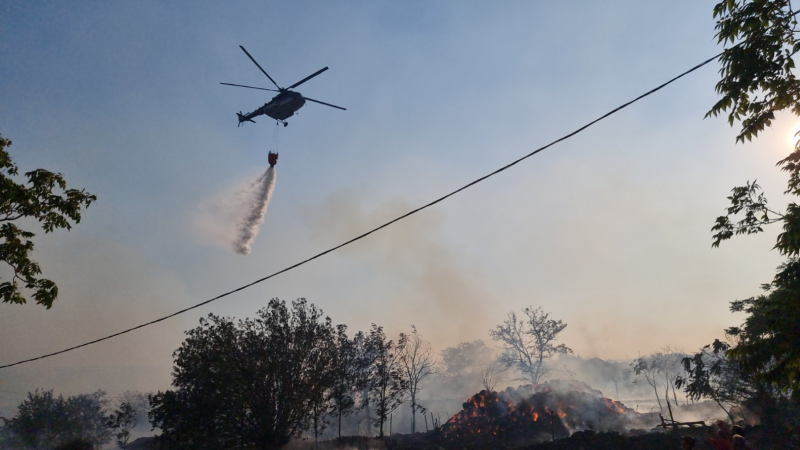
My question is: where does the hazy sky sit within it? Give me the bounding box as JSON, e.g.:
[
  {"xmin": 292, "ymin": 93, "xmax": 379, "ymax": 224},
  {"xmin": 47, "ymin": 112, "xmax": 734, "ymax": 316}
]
[{"xmin": 1, "ymin": 1, "xmax": 797, "ymax": 413}]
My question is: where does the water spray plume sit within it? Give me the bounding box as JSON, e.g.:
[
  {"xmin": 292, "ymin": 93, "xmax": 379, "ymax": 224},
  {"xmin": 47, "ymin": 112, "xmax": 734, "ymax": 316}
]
[{"xmin": 233, "ymin": 152, "xmax": 278, "ymax": 255}]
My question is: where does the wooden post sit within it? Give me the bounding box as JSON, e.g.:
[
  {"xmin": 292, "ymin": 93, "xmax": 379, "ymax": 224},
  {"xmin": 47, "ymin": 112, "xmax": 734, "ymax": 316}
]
[
  {"xmin": 431, "ymin": 412, "xmax": 436, "ymax": 431},
  {"xmin": 389, "ymin": 413, "xmax": 393, "ymax": 436},
  {"xmin": 424, "ymin": 414, "xmax": 429, "ymax": 432}
]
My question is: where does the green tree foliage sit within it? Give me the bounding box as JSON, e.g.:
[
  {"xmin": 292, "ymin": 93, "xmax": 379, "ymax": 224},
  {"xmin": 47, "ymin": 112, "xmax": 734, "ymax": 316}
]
[
  {"xmin": 679, "ymin": 5, "xmax": 800, "ymax": 440},
  {"xmin": 707, "ymin": 0, "xmax": 800, "ymax": 143},
  {"xmin": 725, "ymin": 271, "xmax": 800, "ymax": 395},
  {"xmin": 0, "ymin": 389, "xmax": 112, "ymax": 450},
  {"xmin": 107, "ymin": 402, "xmax": 137, "ymax": 449},
  {"xmin": 148, "ymin": 298, "xmax": 337, "ymax": 450},
  {"xmin": 0, "ymin": 133, "xmax": 96, "ymax": 308},
  {"xmin": 489, "ymin": 307, "xmax": 572, "ymax": 384},
  {"xmin": 705, "ymin": 0, "xmax": 800, "ymax": 399},
  {"xmin": 676, "ymin": 337, "xmax": 763, "ymax": 421}
]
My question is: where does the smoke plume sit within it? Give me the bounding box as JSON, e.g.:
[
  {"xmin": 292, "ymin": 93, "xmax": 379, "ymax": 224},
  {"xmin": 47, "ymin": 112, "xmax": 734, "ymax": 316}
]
[{"xmin": 234, "ymin": 166, "xmax": 277, "ymax": 255}]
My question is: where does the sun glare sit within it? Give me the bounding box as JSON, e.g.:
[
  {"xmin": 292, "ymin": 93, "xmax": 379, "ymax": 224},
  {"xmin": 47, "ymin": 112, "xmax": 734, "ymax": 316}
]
[{"xmin": 790, "ymin": 124, "xmax": 800, "ymax": 150}]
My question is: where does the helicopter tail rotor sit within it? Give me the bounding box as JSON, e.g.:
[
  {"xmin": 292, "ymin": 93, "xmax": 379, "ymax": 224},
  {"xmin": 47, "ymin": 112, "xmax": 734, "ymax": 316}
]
[{"xmin": 237, "ymin": 112, "xmax": 256, "ymax": 127}]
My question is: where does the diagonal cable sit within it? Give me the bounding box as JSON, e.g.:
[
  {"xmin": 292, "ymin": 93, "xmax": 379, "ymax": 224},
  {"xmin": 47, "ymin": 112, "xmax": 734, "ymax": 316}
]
[{"xmin": 0, "ymin": 52, "xmax": 722, "ymax": 370}]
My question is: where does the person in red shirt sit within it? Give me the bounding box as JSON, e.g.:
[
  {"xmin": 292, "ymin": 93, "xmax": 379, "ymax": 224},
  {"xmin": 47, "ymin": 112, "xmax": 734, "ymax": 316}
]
[{"xmin": 709, "ymin": 427, "xmax": 732, "ymax": 450}]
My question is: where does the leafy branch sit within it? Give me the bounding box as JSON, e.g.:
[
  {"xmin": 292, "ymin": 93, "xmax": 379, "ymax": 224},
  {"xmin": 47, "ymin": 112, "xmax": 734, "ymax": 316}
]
[
  {"xmin": 707, "ymin": 0, "xmax": 800, "ymax": 144},
  {"xmin": 711, "ymin": 180, "xmax": 783, "ymax": 247},
  {"xmin": 0, "ymin": 133, "xmax": 96, "ymax": 308}
]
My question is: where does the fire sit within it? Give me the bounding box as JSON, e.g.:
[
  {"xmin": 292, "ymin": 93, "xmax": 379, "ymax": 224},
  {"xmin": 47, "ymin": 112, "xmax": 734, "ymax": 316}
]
[{"xmin": 442, "ymin": 379, "xmax": 637, "ymax": 444}]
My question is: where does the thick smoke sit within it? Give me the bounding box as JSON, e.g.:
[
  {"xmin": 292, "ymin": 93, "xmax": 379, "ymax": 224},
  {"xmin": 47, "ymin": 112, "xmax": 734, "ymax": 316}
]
[
  {"xmin": 234, "ymin": 166, "xmax": 276, "ymax": 255},
  {"xmin": 301, "ymin": 193, "xmax": 489, "ymax": 348}
]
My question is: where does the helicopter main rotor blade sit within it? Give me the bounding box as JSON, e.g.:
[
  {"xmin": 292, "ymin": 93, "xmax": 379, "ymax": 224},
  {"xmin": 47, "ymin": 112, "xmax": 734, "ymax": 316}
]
[
  {"xmin": 287, "ymin": 67, "xmax": 329, "ymax": 90},
  {"xmin": 239, "ymin": 45, "xmax": 281, "ymax": 90},
  {"xmin": 304, "ymin": 97, "xmax": 347, "ymax": 111},
  {"xmin": 220, "ymin": 82, "xmax": 280, "ymax": 92}
]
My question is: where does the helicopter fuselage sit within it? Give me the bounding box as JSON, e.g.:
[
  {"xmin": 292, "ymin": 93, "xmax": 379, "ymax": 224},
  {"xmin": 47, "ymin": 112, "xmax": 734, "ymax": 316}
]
[
  {"xmin": 224, "ymin": 45, "xmax": 344, "ymax": 126},
  {"xmin": 241, "ymin": 91, "xmax": 306, "ymax": 123}
]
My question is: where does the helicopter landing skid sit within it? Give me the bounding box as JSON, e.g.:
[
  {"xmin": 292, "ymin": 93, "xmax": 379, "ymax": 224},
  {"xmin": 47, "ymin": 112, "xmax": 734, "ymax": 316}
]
[{"xmin": 277, "ymin": 120, "xmax": 288, "ymax": 127}]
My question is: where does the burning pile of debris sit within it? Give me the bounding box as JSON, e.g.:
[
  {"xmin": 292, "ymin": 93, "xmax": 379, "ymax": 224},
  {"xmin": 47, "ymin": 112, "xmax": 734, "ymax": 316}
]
[{"xmin": 442, "ymin": 379, "xmax": 637, "ymax": 445}]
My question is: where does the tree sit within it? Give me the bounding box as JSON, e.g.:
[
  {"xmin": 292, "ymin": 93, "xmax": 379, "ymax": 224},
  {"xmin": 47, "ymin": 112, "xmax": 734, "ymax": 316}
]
[
  {"xmin": 440, "ymin": 340, "xmax": 494, "ymax": 379},
  {"xmin": 107, "ymin": 402, "xmax": 137, "ymax": 449},
  {"xmin": 148, "ymin": 298, "xmax": 337, "ymax": 450},
  {"xmin": 355, "ymin": 332, "xmax": 374, "ymax": 437},
  {"xmin": 0, "ymin": 389, "xmax": 112, "ymax": 449},
  {"xmin": 397, "ymin": 325, "xmax": 436, "ymax": 434},
  {"xmin": 657, "ymin": 346, "xmax": 686, "ymax": 407},
  {"xmin": 0, "ymin": 133, "xmax": 97, "ymax": 309},
  {"xmin": 118, "ymin": 391, "xmax": 149, "ymax": 431},
  {"xmin": 676, "ymin": 337, "xmax": 763, "ymax": 421},
  {"xmin": 365, "ymin": 324, "xmax": 406, "ymax": 438},
  {"xmin": 704, "ymin": 0, "xmax": 800, "ymax": 398},
  {"xmin": 682, "ymin": 5, "xmax": 800, "ymax": 443},
  {"xmin": 489, "ymin": 307, "xmax": 572, "ymax": 384},
  {"xmin": 629, "ymin": 347, "xmax": 686, "ymax": 412},
  {"xmin": 630, "ymin": 354, "xmax": 664, "ymax": 412},
  {"xmin": 328, "ymin": 327, "xmax": 368, "ymax": 439},
  {"xmin": 709, "ymin": 203, "xmax": 800, "ymax": 396},
  {"xmin": 439, "ymin": 340, "xmax": 498, "ymax": 396},
  {"xmin": 305, "ymin": 319, "xmax": 336, "ymax": 443},
  {"xmin": 479, "ymin": 360, "xmax": 508, "ymax": 392}
]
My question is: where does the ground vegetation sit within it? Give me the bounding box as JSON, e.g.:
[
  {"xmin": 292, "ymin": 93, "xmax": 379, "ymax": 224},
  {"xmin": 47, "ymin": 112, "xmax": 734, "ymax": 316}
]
[{"xmin": 0, "ymin": 389, "xmax": 112, "ymax": 449}]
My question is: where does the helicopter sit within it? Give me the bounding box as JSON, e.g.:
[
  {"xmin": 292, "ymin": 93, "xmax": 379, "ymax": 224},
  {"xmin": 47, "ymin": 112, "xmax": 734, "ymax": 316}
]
[{"xmin": 221, "ymin": 45, "xmax": 346, "ymax": 127}]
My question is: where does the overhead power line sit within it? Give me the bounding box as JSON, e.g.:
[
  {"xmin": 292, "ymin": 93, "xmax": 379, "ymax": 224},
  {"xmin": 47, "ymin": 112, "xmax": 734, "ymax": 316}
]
[{"xmin": 0, "ymin": 52, "xmax": 722, "ymax": 370}]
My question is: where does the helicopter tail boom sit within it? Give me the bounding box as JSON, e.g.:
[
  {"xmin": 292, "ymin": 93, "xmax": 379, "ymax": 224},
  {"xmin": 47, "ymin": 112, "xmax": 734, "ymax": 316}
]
[{"xmin": 237, "ymin": 111, "xmax": 257, "ymax": 127}]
